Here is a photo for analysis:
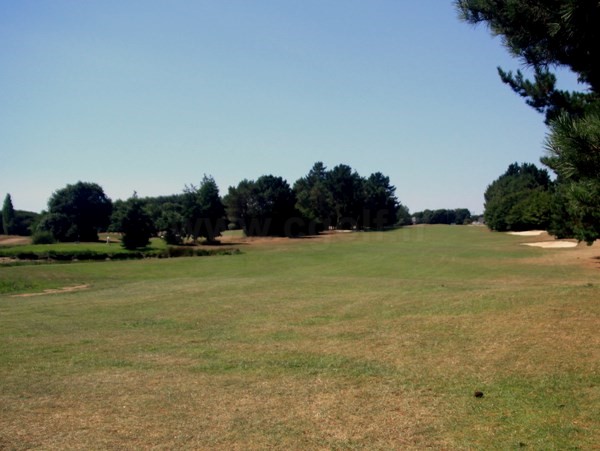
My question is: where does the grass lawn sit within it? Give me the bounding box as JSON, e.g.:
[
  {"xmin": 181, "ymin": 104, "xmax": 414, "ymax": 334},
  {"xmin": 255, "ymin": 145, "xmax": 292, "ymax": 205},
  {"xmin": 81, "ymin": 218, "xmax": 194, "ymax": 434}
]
[
  {"xmin": 0, "ymin": 226, "xmax": 598, "ymax": 449},
  {"xmin": 0, "ymin": 237, "xmax": 165, "ymax": 255}
]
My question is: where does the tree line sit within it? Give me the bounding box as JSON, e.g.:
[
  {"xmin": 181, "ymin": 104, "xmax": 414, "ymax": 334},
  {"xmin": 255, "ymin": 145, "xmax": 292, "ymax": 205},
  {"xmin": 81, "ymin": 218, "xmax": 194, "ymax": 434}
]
[
  {"xmin": 2, "ymin": 162, "xmax": 417, "ymax": 249},
  {"xmin": 411, "ymin": 208, "xmax": 474, "ymax": 225},
  {"xmin": 483, "ymin": 162, "xmax": 553, "ymax": 233},
  {"xmin": 1, "ymin": 194, "xmax": 40, "ymax": 237}
]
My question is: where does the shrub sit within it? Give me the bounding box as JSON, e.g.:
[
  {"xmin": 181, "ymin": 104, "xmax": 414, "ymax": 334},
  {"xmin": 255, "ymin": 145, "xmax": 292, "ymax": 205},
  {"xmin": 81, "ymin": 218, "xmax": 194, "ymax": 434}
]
[
  {"xmin": 31, "ymin": 231, "xmax": 56, "ymax": 244},
  {"xmin": 162, "ymin": 228, "xmax": 183, "ymax": 245}
]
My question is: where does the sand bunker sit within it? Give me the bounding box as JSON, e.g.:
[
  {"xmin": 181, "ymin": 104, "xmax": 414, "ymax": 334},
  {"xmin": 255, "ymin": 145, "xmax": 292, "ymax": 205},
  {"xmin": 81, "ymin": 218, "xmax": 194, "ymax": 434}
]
[
  {"xmin": 522, "ymin": 241, "xmax": 578, "ymax": 248},
  {"xmin": 507, "ymin": 230, "xmax": 546, "ymax": 236},
  {"xmin": 11, "ymin": 284, "xmax": 90, "ymax": 298}
]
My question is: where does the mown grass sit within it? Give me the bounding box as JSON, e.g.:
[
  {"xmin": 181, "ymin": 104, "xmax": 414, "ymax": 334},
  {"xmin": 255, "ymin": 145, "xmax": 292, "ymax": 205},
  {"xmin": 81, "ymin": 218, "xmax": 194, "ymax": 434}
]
[
  {"xmin": 0, "ymin": 226, "xmax": 598, "ymax": 449},
  {"xmin": 0, "ymin": 238, "xmax": 240, "ymax": 271}
]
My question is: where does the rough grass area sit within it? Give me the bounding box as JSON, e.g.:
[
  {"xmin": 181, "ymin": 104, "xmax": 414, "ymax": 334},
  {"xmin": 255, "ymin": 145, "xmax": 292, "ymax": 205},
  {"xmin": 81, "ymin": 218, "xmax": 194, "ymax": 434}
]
[{"xmin": 0, "ymin": 226, "xmax": 598, "ymax": 449}]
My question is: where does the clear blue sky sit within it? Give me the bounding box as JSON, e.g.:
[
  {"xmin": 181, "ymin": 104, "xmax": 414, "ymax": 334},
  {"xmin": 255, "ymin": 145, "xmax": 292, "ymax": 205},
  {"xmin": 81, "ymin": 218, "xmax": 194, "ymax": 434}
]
[{"xmin": 0, "ymin": 0, "xmax": 579, "ymax": 214}]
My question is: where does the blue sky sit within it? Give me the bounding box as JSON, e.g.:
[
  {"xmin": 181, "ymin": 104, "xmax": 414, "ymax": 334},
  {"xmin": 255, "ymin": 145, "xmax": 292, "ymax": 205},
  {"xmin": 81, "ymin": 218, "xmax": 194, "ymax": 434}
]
[{"xmin": 0, "ymin": 0, "xmax": 580, "ymax": 214}]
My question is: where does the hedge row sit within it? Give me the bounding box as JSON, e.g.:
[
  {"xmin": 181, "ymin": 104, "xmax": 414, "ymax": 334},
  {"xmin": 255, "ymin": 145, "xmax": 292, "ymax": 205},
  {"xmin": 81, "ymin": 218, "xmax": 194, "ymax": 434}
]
[{"xmin": 0, "ymin": 247, "xmax": 241, "ymax": 262}]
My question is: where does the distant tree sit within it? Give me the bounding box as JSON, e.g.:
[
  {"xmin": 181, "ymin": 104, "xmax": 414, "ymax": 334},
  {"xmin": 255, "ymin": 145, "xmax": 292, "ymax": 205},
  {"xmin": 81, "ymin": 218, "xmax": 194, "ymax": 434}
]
[
  {"xmin": 326, "ymin": 164, "xmax": 365, "ymax": 229},
  {"xmin": 108, "ymin": 199, "xmax": 127, "ymax": 233},
  {"xmin": 38, "ymin": 182, "xmax": 112, "ymax": 241},
  {"xmin": 156, "ymin": 202, "xmax": 185, "ymax": 245},
  {"xmin": 181, "ymin": 176, "xmax": 226, "ymax": 243},
  {"xmin": 396, "ymin": 204, "xmax": 412, "ymax": 226},
  {"xmin": 224, "ymin": 176, "xmax": 298, "ymax": 236},
  {"xmin": 12, "ymin": 210, "xmax": 40, "ymax": 236},
  {"xmin": 110, "ymin": 193, "xmax": 187, "ymax": 243},
  {"xmin": 412, "ymin": 208, "xmax": 471, "ymax": 225},
  {"xmin": 430, "ymin": 209, "xmax": 452, "ymax": 225},
  {"xmin": 454, "ymin": 208, "xmax": 472, "ymax": 225},
  {"xmin": 224, "ymin": 179, "xmax": 253, "ymax": 232},
  {"xmin": 142, "ymin": 194, "xmax": 183, "ymax": 227},
  {"xmin": 294, "ymin": 162, "xmax": 334, "ymax": 231},
  {"xmin": 484, "ymin": 162, "xmax": 553, "ymax": 232},
  {"xmin": 119, "ymin": 193, "xmax": 155, "ymax": 249},
  {"xmin": 412, "ymin": 210, "xmax": 430, "ymax": 225},
  {"xmin": 362, "ymin": 172, "xmax": 400, "ymax": 229},
  {"xmin": 295, "ymin": 163, "xmax": 411, "ymax": 231},
  {"xmin": 2, "ymin": 194, "xmax": 16, "ymax": 235}
]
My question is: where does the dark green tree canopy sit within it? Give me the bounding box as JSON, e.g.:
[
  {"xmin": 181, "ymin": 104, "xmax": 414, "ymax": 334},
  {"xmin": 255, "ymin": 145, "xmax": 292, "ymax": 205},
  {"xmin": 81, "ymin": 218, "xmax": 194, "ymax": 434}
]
[
  {"xmin": 362, "ymin": 172, "xmax": 400, "ymax": 229},
  {"xmin": 543, "ymin": 113, "xmax": 600, "ymax": 243},
  {"xmin": 293, "ymin": 162, "xmax": 409, "ymax": 231},
  {"xmin": 413, "ymin": 208, "xmax": 473, "ymax": 225},
  {"xmin": 225, "ymin": 175, "xmax": 299, "ymax": 237},
  {"xmin": 484, "ymin": 162, "xmax": 553, "ymax": 232},
  {"xmin": 109, "ymin": 193, "xmax": 186, "ymax": 244},
  {"xmin": 2, "ymin": 194, "xmax": 16, "ymax": 235},
  {"xmin": 293, "ymin": 162, "xmax": 334, "ymax": 231},
  {"xmin": 326, "ymin": 164, "xmax": 365, "ymax": 230},
  {"xmin": 183, "ymin": 175, "xmax": 226, "ymax": 243},
  {"xmin": 11, "ymin": 210, "xmax": 40, "ymax": 236},
  {"xmin": 39, "ymin": 181, "xmax": 113, "ymax": 242},
  {"xmin": 119, "ymin": 193, "xmax": 155, "ymax": 250},
  {"xmin": 155, "ymin": 202, "xmax": 185, "ymax": 245}
]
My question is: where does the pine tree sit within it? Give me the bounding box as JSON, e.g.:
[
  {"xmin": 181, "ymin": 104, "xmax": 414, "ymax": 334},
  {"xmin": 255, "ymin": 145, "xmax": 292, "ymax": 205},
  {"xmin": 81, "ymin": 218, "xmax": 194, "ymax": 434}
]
[
  {"xmin": 293, "ymin": 162, "xmax": 334, "ymax": 231},
  {"xmin": 196, "ymin": 175, "xmax": 226, "ymax": 243},
  {"xmin": 2, "ymin": 194, "xmax": 16, "ymax": 235},
  {"xmin": 543, "ymin": 113, "xmax": 600, "ymax": 243},
  {"xmin": 457, "ymin": 0, "xmax": 600, "ymax": 241},
  {"xmin": 182, "ymin": 175, "xmax": 226, "ymax": 243},
  {"xmin": 456, "ymin": 0, "xmax": 600, "ymax": 122}
]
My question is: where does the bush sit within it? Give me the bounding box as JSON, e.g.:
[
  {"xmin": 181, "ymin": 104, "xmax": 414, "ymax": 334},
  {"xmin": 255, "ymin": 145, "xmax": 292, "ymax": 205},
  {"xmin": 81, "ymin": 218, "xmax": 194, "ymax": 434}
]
[
  {"xmin": 162, "ymin": 228, "xmax": 183, "ymax": 245},
  {"xmin": 31, "ymin": 231, "xmax": 56, "ymax": 244}
]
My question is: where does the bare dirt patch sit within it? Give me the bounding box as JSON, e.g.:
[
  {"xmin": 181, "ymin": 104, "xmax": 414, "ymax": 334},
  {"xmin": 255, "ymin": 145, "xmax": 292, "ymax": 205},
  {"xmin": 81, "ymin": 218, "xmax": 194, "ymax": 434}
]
[
  {"xmin": 11, "ymin": 284, "xmax": 90, "ymax": 298},
  {"xmin": 0, "ymin": 235, "xmax": 31, "ymax": 246}
]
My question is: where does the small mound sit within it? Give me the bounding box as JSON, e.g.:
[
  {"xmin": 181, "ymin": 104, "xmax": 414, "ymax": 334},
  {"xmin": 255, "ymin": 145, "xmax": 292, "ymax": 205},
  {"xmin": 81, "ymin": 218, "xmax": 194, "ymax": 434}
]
[
  {"xmin": 507, "ymin": 230, "xmax": 546, "ymax": 236},
  {"xmin": 522, "ymin": 241, "xmax": 578, "ymax": 248}
]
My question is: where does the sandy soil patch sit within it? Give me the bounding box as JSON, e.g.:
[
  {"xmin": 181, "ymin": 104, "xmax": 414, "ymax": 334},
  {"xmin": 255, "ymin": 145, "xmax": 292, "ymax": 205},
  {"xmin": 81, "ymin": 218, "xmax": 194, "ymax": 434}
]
[
  {"xmin": 522, "ymin": 241, "xmax": 578, "ymax": 248},
  {"xmin": 0, "ymin": 236, "xmax": 31, "ymax": 246},
  {"xmin": 11, "ymin": 284, "xmax": 90, "ymax": 298},
  {"xmin": 507, "ymin": 230, "xmax": 546, "ymax": 236}
]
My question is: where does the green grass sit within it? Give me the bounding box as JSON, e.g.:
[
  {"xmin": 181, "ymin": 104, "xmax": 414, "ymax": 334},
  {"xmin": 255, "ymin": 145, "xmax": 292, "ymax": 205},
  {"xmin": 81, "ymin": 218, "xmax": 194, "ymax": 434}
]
[
  {"xmin": 0, "ymin": 225, "xmax": 598, "ymax": 449},
  {"xmin": 0, "ymin": 237, "xmax": 166, "ymax": 256},
  {"xmin": 0, "ymin": 238, "xmax": 239, "ymax": 268}
]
